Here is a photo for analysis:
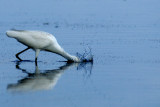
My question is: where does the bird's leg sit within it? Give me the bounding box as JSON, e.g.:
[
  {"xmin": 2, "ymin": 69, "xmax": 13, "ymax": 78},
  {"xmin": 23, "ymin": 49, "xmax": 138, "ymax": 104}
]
[
  {"xmin": 35, "ymin": 58, "xmax": 38, "ymax": 66},
  {"xmin": 35, "ymin": 49, "xmax": 40, "ymax": 64},
  {"xmin": 15, "ymin": 47, "xmax": 30, "ymax": 61}
]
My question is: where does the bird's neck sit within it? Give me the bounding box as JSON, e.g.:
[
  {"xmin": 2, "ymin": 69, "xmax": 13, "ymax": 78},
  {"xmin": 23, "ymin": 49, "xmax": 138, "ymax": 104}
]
[
  {"xmin": 47, "ymin": 45, "xmax": 80, "ymax": 62},
  {"xmin": 59, "ymin": 51, "xmax": 78, "ymax": 62}
]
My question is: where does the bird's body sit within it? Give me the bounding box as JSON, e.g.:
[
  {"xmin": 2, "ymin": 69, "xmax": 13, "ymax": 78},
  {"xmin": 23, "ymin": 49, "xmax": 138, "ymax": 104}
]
[
  {"xmin": 7, "ymin": 30, "xmax": 63, "ymax": 53},
  {"xmin": 6, "ymin": 30, "xmax": 80, "ymax": 62}
]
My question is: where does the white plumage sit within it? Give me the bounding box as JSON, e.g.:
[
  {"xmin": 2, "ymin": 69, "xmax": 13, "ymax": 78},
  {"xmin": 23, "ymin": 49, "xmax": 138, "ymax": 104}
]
[{"xmin": 6, "ymin": 29, "xmax": 80, "ymax": 62}]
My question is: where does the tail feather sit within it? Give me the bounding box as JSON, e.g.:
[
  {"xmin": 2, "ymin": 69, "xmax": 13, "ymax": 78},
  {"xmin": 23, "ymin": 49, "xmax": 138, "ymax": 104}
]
[{"xmin": 6, "ymin": 30, "xmax": 23, "ymax": 38}]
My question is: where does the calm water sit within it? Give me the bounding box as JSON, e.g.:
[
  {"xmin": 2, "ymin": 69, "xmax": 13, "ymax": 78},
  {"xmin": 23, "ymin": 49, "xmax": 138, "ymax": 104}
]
[{"xmin": 0, "ymin": 0, "xmax": 160, "ymax": 107}]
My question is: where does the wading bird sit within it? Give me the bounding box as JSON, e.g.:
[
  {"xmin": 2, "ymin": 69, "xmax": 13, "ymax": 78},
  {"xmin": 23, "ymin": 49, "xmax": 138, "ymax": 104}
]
[{"xmin": 6, "ymin": 29, "xmax": 80, "ymax": 62}]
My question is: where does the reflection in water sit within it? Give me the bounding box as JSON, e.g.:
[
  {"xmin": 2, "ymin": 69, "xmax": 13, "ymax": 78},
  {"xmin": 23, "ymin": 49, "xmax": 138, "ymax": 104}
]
[
  {"xmin": 7, "ymin": 62, "xmax": 76, "ymax": 92},
  {"xmin": 77, "ymin": 62, "xmax": 93, "ymax": 78},
  {"xmin": 7, "ymin": 62, "xmax": 93, "ymax": 92}
]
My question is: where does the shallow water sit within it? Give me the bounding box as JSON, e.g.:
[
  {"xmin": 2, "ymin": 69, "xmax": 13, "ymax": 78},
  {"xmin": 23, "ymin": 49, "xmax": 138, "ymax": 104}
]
[{"xmin": 1, "ymin": 0, "xmax": 160, "ymax": 107}]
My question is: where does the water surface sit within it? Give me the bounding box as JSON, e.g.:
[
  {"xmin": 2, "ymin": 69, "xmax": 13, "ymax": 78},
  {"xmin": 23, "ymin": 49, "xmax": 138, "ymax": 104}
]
[{"xmin": 0, "ymin": 0, "xmax": 160, "ymax": 107}]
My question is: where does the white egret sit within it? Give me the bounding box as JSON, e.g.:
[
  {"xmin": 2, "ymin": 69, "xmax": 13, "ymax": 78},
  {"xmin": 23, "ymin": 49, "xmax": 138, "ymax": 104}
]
[{"xmin": 6, "ymin": 29, "xmax": 80, "ymax": 62}]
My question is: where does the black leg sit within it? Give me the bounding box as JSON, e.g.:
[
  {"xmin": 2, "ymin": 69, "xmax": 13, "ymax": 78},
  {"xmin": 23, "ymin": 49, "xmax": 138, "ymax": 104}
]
[
  {"xmin": 35, "ymin": 58, "xmax": 38, "ymax": 66},
  {"xmin": 35, "ymin": 57, "xmax": 37, "ymax": 62},
  {"xmin": 15, "ymin": 47, "xmax": 30, "ymax": 61}
]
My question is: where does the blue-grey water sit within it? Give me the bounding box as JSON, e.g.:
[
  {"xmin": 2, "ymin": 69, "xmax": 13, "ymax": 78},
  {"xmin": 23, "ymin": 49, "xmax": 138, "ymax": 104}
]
[{"xmin": 0, "ymin": 0, "xmax": 160, "ymax": 107}]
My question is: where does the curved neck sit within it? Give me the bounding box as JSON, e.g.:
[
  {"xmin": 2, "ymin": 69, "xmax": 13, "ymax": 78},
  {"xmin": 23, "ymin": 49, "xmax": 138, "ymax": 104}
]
[
  {"xmin": 47, "ymin": 45, "xmax": 79, "ymax": 62},
  {"xmin": 54, "ymin": 50, "xmax": 79, "ymax": 62},
  {"xmin": 60, "ymin": 51, "xmax": 74, "ymax": 61}
]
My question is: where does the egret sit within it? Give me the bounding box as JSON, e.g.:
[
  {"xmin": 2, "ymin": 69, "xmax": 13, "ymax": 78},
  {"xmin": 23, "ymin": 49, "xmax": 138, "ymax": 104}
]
[{"xmin": 6, "ymin": 29, "xmax": 80, "ymax": 62}]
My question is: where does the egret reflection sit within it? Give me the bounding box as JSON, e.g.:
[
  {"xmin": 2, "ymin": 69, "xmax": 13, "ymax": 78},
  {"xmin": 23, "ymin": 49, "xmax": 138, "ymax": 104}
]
[
  {"xmin": 7, "ymin": 62, "xmax": 76, "ymax": 92},
  {"xmin": 7, "ymin": 62, "xmax": 93, "ymax": 92}
]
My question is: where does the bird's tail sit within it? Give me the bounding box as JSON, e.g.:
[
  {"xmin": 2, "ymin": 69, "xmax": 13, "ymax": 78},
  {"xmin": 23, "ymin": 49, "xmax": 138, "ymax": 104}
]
[{"xmin": 6, "ymin": 29, "xmax": 24, "ymax": 38}]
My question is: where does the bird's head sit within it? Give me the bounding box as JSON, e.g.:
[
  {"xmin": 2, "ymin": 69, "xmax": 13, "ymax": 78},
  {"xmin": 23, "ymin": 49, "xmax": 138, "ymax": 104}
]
[
  {"xmin": 69, "ymin": 56, "xmax": 80, "ymax": 63},
  {"xmin": 67, "ymin": 48, "xmax": 93, "ymax": 63}
]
